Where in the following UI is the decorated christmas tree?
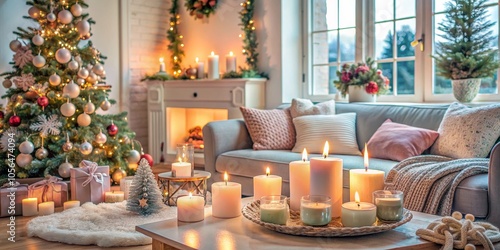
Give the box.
[127,159,164,216]
[0,0,144,183]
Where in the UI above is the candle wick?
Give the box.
[266,173,269,177]
[365,166,368,172]
[357,203,360,208]
[323,155,327,159]
[225,180,227,186]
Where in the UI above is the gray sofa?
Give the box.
[203,103,500,226]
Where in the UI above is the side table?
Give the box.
[157,170,211,206]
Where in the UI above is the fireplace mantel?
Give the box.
[147,78,266,165]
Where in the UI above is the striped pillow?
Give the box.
[292,113,361,155]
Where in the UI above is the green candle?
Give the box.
[301,202,331,226]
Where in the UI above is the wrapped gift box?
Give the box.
[71,161,110,204]
[28,176,68,207]
[0,182,28,217]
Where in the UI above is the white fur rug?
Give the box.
[27,201,177,247]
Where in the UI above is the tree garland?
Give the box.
[238,0,266,78]
[185,0,218,20]
[167,0,184,77]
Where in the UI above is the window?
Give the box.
[304,0,500,102]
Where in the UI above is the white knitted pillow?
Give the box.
[430,102,500,158]
[292,113,361,155]
[290,98,335,118]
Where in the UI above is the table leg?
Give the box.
[152,239,180,250]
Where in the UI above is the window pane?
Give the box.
[434,68,452,94]
[375,22,394,59]
[487,6,499,49]
[312,65,334,95]
[339,0,356,28]
[313,0,337,31]
[313,32,336,64]
[434,14,447,44]
[329,66,339,94]
[397,61,415,94]
[395,0,415,19]
[479,74,498,94]
[378,62,394,95]
[396,19,416,58]
[339,28,356,62]
[375,0,394,22]
[434,0,448,13]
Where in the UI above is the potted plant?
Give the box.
[433,0,499,102]
[334,58,390,102]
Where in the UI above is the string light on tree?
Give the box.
[167,0,184,77]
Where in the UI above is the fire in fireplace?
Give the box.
[185,126,204,150]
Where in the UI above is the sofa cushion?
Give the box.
[240,107,296,150]
[292,113,361,155]
[453,174,488,218]
[367,119,439,161]
[431,102,500,158]
[290,98,335,118]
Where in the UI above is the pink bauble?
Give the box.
[37,96,49,108]
[9,115,21,127]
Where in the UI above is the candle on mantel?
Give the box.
[341,191,377,227]
[253,167,282,201]
[310,141,343,218]
[172,156,191,177]
[63,200,80,210]
[22,198,38,216]
[104,190,125,203]
[177,192,205,222]
[225,51,236,73]
[159,57,166,72]
[349,144,385,202]
[38,201,55,216]
[207,51,220,79]
[195,57,205,79]
[212,172,242,218]
[289,148,310,211]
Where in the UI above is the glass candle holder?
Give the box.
[260,195,289,225]
[173,144,194,177]
[300,195,332,226]
[373,190,404,221]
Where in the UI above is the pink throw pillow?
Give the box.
[367,119,439,161]
[240,107,296,150]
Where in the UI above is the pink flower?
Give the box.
[365,81,379,94]
[376,69,382,75]
[341,72,352,83]
[384,77,390,86]
[209,0,216,7]
[201,0,209,4]
[355,65,370,74]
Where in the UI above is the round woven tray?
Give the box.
[242,200,413,237]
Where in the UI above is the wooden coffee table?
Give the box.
[136,197,446,250]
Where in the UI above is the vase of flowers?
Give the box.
[334,58,390,103]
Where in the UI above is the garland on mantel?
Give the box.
[167,0,184,77]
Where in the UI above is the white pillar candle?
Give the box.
[120,176,135,200]
[253,167,282,201]
[177,193,205,222]
[289,148,310,211]
[63,200,80,210]
[195,57,204,79]
[38,201,55,216]
[350,144,385,202]
[207,51,219,79]
[172,162,191,176]
[159,57,165,72]
[225,51,236,73]
[104,191,125,203]
[310,142,343,218]
[212,172,242,218]
[22,198,38,216]
[341,192,377,227]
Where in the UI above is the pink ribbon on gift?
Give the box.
[80,160,108,188]
[1,181,21,188]
[28,176,63,202]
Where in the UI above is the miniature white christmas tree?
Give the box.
[126,159,164,215]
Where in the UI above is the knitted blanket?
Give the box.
[385,155,489,216]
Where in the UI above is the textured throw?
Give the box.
[385,155,489,216]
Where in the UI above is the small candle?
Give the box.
[253,167,282,201]
[260,196,288,225]
[38,201,55,216]
[289,148,310,211]
[104,191,125,203]
[63,200,80,210]
[120,176,135,200]
[349,144,385,202]
[373,190,404,221]
[225,51,236,73]
[212,172,242,218]
[159,57,165,72]
[300,195,331,226]
[195,57,204,79]
[172,161,191,177]
[207,51,219,79]
[341,192,377,227]
[177,193,205,222]
[22,198,38,216]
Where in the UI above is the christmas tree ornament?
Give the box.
[2,79,12,88]
[14,47,34,68]
[112,168,127,184]
[55,48,71,64]
[79,140,93,155]
[32,54,46,68]
[74,55,82,64]
[24,90,39,100]
[93,63,104,75]
[49,73,61,86]
[57,9,73,24]
[100,98,111,111]
[58,158,73,178]
[140,153,154,167]
[87,72,97,83]
[70,3,83,17]
[32,34,44,46]
[28,6,40,19]
[84,98,95,114]
[16,153,32,168]
[9,115,21,127]
[68,59,79,70]
[30,114,62,137]
[63,80,80,98]
[47,12,56,22]
[76,78,85,85]
[86,64,94,70]
[9,39,22,52]
[127,149,141,164]
[13,73,35,91]
[62,133,73,152]
[37,96,49,110]
[126,159,164,215]
[19,139,35,154]
[60,99,76,117]
[76,20,90,37]
[107,121,118,136]
[77,67,89,79]
[95,129,107,144]
[35,147,48,159]
[77,113,91,127]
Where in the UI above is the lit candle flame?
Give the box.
[189,192,193,198]
[224,171,228,185]
[178,156,183,163]
[266,167,270,176]
[159,57,164,63]
[364,143,369,171]
[322,141,329,158]
[229,51,234,56]
[195,57,199,63]
[302,148,308,162]
[211,51,215,56]
[355,191,360,204]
